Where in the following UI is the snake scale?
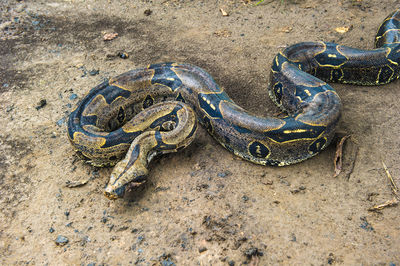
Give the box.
[68,10,400,199]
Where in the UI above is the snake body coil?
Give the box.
[68,10,400,199]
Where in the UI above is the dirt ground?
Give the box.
[1,0,399,265]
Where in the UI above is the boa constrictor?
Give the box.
[68,10,400,199]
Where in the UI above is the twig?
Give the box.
[368,162,400,212]
[382,161,399,198]
[368,198,398,212]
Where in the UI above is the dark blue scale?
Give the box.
[149,63,183,91]
[100,84,132,104]
[314,44,348,67]
[198,92,224,119]
[265,117,326,143]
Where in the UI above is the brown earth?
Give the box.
[1,0,399,265]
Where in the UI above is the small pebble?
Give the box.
[89,69,99,76]
[137,235,144,243]
[6,105,14,112]
[217,172,227,178]
[360,217,374,231]
[55,235,69,246]
[56,118,65,126]
[144,9,152,16]
[35,99,47,110]
[49,227,55,233]
[217,171,231,178]
[117,52,129,59]
[198,246,207,253]
[244,247,263,258]
[69,93,78,100]
[161,258,175,266]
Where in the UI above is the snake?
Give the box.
[67,10,400,199]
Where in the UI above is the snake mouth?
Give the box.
[104,185,126,200]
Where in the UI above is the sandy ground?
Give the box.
[1,0,400,265]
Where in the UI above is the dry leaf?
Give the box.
[279,26,293,33]
[335,25,352,34]
[334,135,350,177]
[368,198,399,211]
[214,29,232,37]
[103,32,118,41]
[220,8,229,16]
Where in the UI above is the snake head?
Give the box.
[104,145,149,199]
[104,168,148,200]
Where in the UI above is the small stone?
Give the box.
[89,69,99,76]
[217,171,231,178]
[117,52,129,59]
[49,227,55,233]
[55,235,69,246]
[160,258,175,266]
[116,226,129,232]
[6,105,14,112]
[144,9,152,16]
[360,217,374,231]
[69,93,78,100]
[198,246,207,253]
[244,247,263,258]
[35,99,47,110]
[137,235,144,243]
[56,118,65,126]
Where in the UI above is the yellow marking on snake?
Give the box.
[283,129,309,134]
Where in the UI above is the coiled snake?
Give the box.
[68,10,400,199]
